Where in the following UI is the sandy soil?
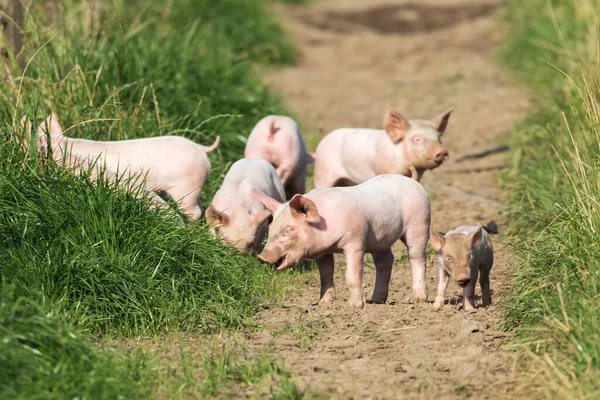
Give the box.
[248,0,530,398]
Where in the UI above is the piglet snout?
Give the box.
[434,148,449,163]
[457,274,471,287]
[256,253,269,264]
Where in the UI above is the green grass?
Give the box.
[0,0,313,397]
[501,0,600,397]
[0,283,310,399]
[180,341,295,398]
[0,0,299,339]
[0,285,156,399]
[129,336,311,399]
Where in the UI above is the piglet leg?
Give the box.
[480,264,492,307]
[463,269,478,310]
[433,266,450,311]
[371,248,394,304]
[402,231,429,303]
[345,249,366,309]
[317,254,336,305]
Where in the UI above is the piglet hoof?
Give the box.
[318,291,335,306]
[348,294,365,310]
[412,294,428,304]
[369,292,388,304]
[432,298,444,311]
[412,287,428,304]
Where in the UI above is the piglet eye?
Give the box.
[445,256,452,263]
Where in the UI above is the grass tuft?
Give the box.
[501,0,600,396]
[0,284,156,399]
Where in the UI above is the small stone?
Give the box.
[395,364,407,373]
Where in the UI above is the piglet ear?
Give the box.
[468,225,483,247]
[37,131,49,153]
[432,107,453,135]
[384,107,410,143]
[250,209,272,226]
[289,194,320,224]
[38,112,63,136]
[252,189,282,214]
[205,204,230,226]
[36,113,62,153]
[269,119,280,135]
[429,228,445,252]
[305,152,315,165]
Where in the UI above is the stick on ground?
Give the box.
[454,144,509,163]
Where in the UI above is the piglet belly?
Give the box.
[364,223,404,252]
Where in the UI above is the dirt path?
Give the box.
[252,1,529,398]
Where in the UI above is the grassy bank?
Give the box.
[501,0,600,397]
[0,0,296,338]
[0,0,306,397]
[0,285,156,399]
